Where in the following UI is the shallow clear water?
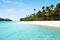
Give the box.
[0,22,60,40]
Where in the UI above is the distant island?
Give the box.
[20,3,60,21]
[0,18,12,21]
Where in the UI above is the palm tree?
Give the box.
[42,6,45,10]
[33,9,36,20]
[46,6,51,20]
[56,3,60,8]
[37,10,42,17]
[54,3,60,19]
[42,6,45,12]
[46,6,51,13]
[54,3,60,14]
[34,9,36,13]
[46,6,49,12]
[50,4,54,10]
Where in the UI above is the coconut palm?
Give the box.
[56,3,60,8]
[33,9,36,20]
[33,9,36,13]
[50,4,54,10]
[42,6,45,12]
[46,6,49,12]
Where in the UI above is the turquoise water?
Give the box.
[0,22,60,40]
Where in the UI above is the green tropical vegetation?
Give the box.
[0,18,12,21]
[20,3,60,21]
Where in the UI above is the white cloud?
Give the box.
[19,9,26,12]
[19,9,31,15]
[2,0,24,5]
[12,1,24,5]
[7,8,14,12]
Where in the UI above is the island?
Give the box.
[0,18,12,21]
[20,3,60,21]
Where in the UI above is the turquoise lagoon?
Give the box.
[0,22,60,40]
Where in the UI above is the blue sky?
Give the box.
[0,0,60,21]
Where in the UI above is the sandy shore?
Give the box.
[18,21,60,27]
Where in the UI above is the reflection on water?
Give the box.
[0,22,60,40]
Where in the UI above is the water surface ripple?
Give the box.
[0,22,60,40]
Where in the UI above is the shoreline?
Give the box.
[18,21,60,27]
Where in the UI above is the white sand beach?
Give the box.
[18,21,60,27]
